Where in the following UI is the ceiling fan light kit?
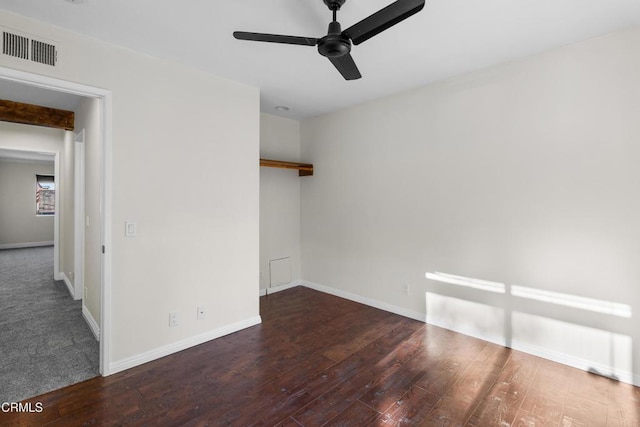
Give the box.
[233,0,425,80]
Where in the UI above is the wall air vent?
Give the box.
[1,29,58,67]
[2,31,29,60]
[31,39,57,66]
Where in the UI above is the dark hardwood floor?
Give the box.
[2,287,638,426]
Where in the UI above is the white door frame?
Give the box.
[73,129,85,301]
[53,150,61,282]
[0,65,113,375]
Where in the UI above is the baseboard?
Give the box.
[61,272,76,299]
[301,280,425,323]
[82,305,100,341]
[426,315,509,349]
[0,241,54,250]
[108,315,263,375]
[259,280,302,296]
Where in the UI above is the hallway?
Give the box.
[0,246,98,402]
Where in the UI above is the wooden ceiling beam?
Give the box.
[0,99,74,131]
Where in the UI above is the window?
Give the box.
[36,174,55,215]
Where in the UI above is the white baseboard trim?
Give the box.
[259,280,302,296]
[82,305,100,341]
[0,241,54,250]
[108,315,262,375]
[301,280,425,323]
[61,272,76,299]
[426,316,508,348]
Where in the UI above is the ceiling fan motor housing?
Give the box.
[318,21,351,58]
[323,0,346,10]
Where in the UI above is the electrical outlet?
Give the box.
[169,312,179,327]
[401,283,410,295]
[197,306,206,320]
[84,286,88,299]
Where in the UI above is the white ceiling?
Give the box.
[0,148,55,163]
[1,0,640,119]
[0,78,83,111]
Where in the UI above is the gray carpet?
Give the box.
[0,246,99,402]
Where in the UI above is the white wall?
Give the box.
[260,113,302,292]
[301,27,640,385]
[0,159,55,245]
[0,9,260,370]
[60,131,75,291]
[0,122,66,249]
[74,97,101,322]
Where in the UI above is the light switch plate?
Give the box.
[125,221,137,237]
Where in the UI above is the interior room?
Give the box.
[1,0,639,424]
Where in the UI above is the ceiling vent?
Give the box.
[1,28,57,67]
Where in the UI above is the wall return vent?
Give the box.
[2,31,29,60]
[2,29,57,67]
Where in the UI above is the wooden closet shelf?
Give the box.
[260,159,313,176]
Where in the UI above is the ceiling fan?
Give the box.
[233,0,425,80]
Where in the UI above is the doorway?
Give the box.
[0,65,112,378]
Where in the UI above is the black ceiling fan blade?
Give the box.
[343,0,425,46]
[233,31,318,46]
[328,54,362,80]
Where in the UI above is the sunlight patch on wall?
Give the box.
[512,312,633,379]
[511,285,632,318]
[425,270,635,384]
[426,271,632,318]
[425,272,505,294]
[426,292,506,346]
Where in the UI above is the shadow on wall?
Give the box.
[424,271,635,385]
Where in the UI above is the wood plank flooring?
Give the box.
[2,287,638,426]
